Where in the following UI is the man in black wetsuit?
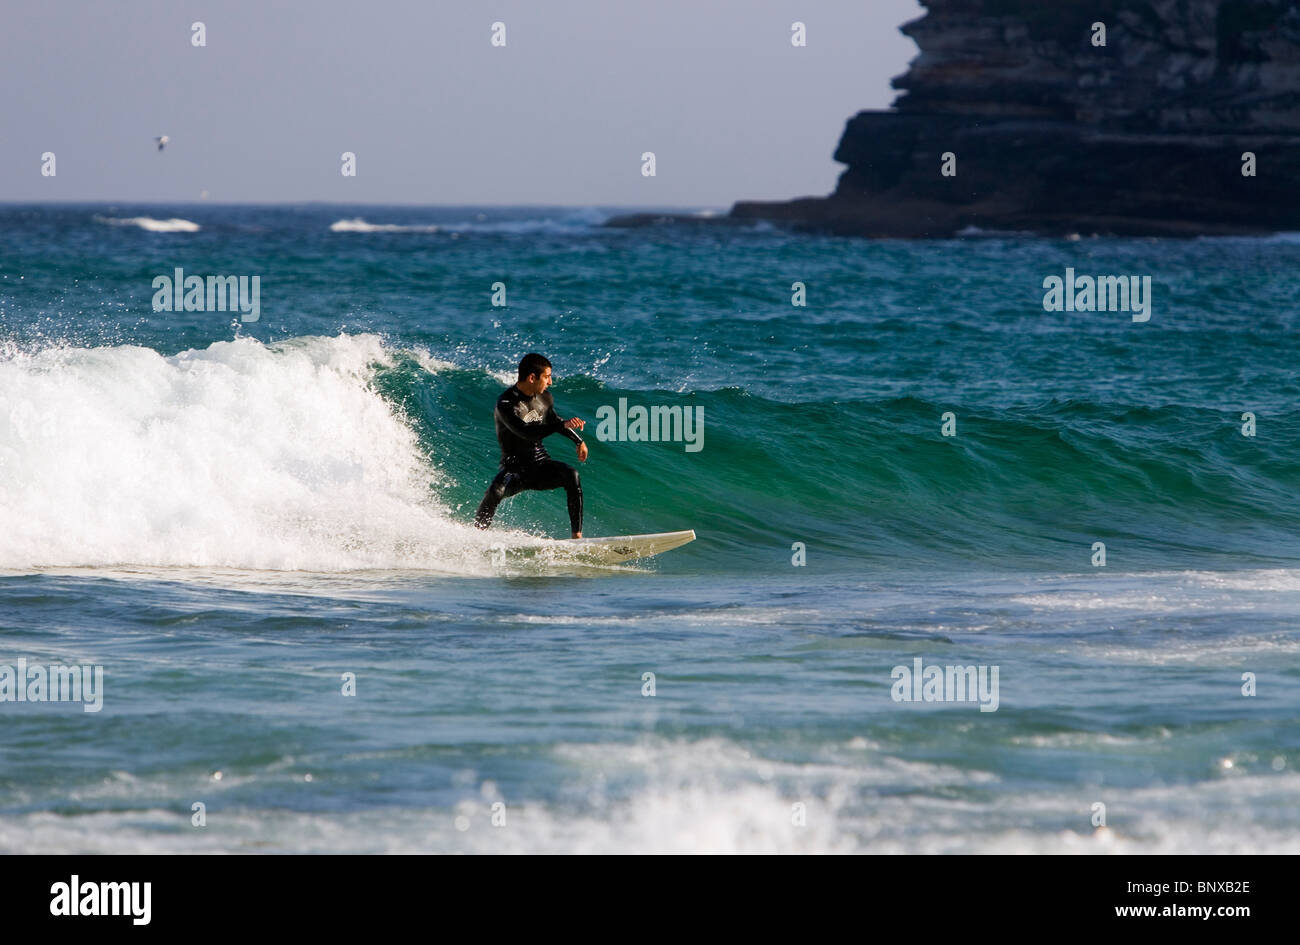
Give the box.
[474,353,588,538]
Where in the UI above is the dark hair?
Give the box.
[517,353,552,381]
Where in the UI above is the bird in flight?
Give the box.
[155,135,169,152]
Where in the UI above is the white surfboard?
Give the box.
[499,529,696,565]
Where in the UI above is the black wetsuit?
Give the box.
[474,385,584,534]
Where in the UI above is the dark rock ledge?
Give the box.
[608,0,1300,237]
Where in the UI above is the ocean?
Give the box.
[0,203,1297,853]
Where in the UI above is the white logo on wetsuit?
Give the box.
[516,403,544,424]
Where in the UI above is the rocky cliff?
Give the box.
[646,1,1300,237]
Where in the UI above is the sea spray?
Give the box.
[0,335,493,571]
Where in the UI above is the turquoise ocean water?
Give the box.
[0,204,1297,852]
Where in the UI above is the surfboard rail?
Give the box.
[566,529,696,561]
[492,529,696,565]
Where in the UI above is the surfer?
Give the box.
[474,353,588,538]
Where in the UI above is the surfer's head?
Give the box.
[517,353,553,395]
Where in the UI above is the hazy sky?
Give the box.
[1,0,923,206]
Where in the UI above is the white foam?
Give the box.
[408,349,460,374]
[501,606,819,627]
[93,215,200,233]
[0,334,521,572]
[329,208,608,236]
[2,738,1295,853]
[1187,568,1300,592]
[1010,590,1186,611]
[1010,567,1300,613]
[329,218,439,233]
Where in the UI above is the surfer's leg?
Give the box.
[524,461,582,537]
[474,469,524,529]
[561,464,583,537]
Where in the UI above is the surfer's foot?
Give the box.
[571,531,582,539]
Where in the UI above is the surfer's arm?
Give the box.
[547,405,584,445]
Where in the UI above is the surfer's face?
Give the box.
[525,366,551,392]
[522,367,551,395]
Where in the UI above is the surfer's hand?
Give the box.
[577,442,588,462]
[564,417,585,431]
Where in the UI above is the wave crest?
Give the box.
[0,334,498,570]
[92,215,200,233]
